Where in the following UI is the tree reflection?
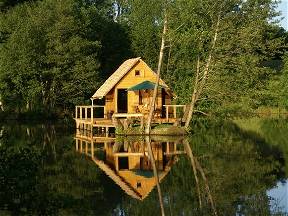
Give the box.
[0,119,287,215]
[121,120,286,216]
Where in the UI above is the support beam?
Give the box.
[166,106,169,121]
[91,107,93,124]
[173,106,177,118]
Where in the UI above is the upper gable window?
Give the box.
[135,70,141,76]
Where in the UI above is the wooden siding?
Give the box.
[113,59,169,113]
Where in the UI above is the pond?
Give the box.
[0,118,287,216]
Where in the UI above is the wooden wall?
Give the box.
[107,59,171,113]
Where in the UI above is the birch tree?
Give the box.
[145,8,168,134]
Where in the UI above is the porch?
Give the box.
[74,104,187,129]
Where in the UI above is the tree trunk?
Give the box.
[184,14,220,129]
[145,10,168,134]
[184,57,200,128]
[145,136,165,216]
[183,139,202,208]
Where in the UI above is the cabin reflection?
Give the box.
[75,132,185,200]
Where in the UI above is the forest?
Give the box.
[0,0,288,120]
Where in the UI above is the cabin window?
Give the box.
[135,70,141,76]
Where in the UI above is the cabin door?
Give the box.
[117,89,128,113]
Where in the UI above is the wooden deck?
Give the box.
[74,104,187,130]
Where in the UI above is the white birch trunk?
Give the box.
[145,11,168,134]
[184,14,220,129]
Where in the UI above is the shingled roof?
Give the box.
[92,57,141,99]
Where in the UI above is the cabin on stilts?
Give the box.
[75,57,187,134]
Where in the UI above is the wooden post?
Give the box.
[91,106,93,124]
[80,107,82,120]
[80,140,83,152]
[173,106,177,119]
[75,106,78,119]
[166,106,169,121]
[104,106,106,119]
[106,127,109,137]
[167,142,170,153]
[76,139,78,151]
[85,141,88,154]
[91,141,94,158]
[85,107,87,120]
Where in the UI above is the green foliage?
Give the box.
[279,53,288,108]
[0,0,132,118]
[118,0,286,115]
[0,0,287,119]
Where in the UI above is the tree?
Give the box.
[159,0,285,128]
[0,0,132,116]
[279,53,288,108]
[0,0,38,11]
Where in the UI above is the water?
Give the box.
[0,119,287,216]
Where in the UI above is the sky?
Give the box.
[278,0,288,29]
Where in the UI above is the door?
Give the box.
[117,89,128,113]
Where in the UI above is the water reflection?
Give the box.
[74,129,221,215]
[0,119,287,215]
[75,130,184,201]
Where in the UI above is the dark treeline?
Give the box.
[0,0,287,119]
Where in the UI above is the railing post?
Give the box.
[174,106,177,119]
[91,106,93,124]
[80,139,83,152]
[80,107,82,120]
[166,106,169,121]
[75,106,78,119]
[104,106,106,119]
[91,140,94,158]
[85,107,88,120]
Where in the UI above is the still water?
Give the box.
[0,119,287,216]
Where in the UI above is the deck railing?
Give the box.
[75,105,106,123]
[75,104,187,125]
[163,105,186,121]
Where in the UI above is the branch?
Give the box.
[194,110,210,116]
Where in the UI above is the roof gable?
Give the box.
[92,57,141,99]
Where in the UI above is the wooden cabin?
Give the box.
[75,57,186,130]
[92,57,173,115]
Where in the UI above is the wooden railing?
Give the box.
[112,113,144,129]
[163,105,186,121]
[75,104,187,124]
[75,105,106,123]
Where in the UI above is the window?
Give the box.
[135,70,140,76]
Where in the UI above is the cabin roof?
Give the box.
[91,57,170,99]
[92,57,141,99]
